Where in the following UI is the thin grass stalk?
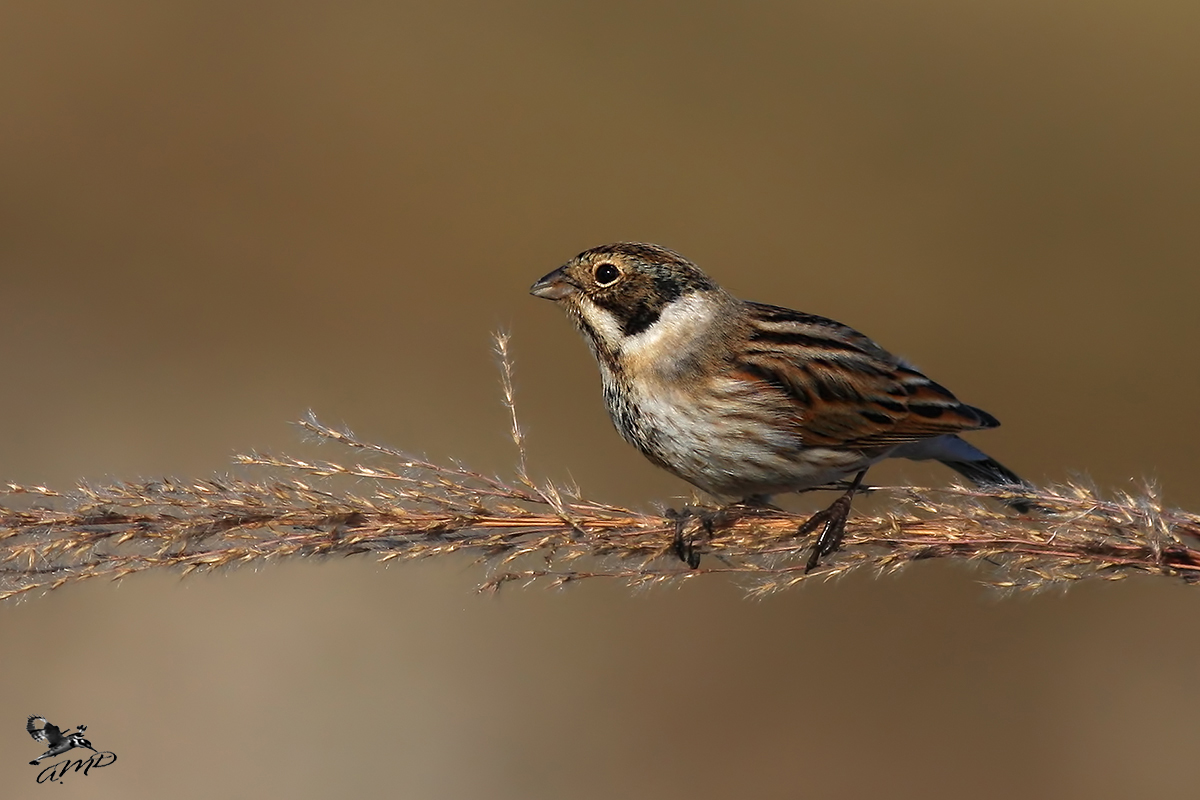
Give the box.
[3,338,1198,601]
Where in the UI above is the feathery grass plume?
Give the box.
[2,336,1199,601]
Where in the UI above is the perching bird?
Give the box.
[27,716,96,765]
[531,242,1031,569]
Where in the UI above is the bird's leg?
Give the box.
[667,497,785,569]
[802,469,868,573]
[665,506,708,569]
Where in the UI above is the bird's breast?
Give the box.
[601,370,869,496]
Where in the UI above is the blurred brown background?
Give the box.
[2,2,1199,797]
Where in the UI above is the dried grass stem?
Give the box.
[3,338,1197,600]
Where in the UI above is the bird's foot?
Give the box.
[666,501,790,568]
[665,506,711,569]
[802,470,867,573]
[800,497,853,573]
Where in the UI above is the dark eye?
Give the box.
[594,262,621,286]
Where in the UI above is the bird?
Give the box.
[530,242,1032,570]
[27,716,96,765]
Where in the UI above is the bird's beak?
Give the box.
[530,268,577,300]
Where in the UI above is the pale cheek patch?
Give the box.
[620,293,717,370]
[576,296,625,349]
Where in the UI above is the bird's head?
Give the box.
[531,243,724,364]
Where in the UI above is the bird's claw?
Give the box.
[802,469,867,572]
[801,497,853,572]
[665,505,717,569]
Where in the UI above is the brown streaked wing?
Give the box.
[735,303,996,448]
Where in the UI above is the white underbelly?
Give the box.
[609,380,878,498]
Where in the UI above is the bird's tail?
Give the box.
[894,434,1035,512]
[939,456,1034,513]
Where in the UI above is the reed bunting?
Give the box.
[531,243,1031,570]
